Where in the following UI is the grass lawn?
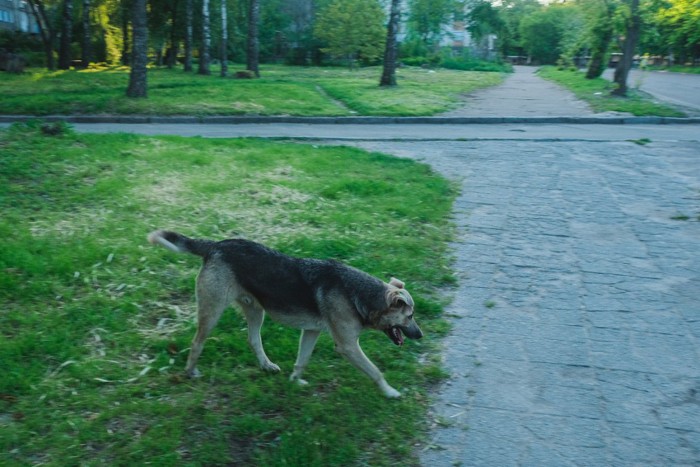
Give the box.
[0,64,504,117]
[538,66,686,117]
[0,121,456,465]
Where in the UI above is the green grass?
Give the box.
[0,121,456,465]
[0,64,504,117]
[537,66,686,117]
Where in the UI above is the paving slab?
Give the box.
[442,66,621,117]
[322,138,700,466]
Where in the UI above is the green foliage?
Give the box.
[653,0,700,60]
[406,0,463,47]
[466,0,504,43]
[519,4,585,65]
[0,123,456,465]
[313,0,386,68]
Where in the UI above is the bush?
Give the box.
[401,47,512,73]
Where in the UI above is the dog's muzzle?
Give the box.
[385,321,423,346]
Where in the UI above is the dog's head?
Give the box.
[377,278,423,346]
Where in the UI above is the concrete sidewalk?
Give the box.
[327,137,700,467]
[442,66,624,117]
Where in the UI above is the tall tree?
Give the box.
[314,0,386,68]
[221,0,229,77]
[247,0,260,77]
[380,0,401,86]
[26,0,56,70]
[406,0,455,51]
[126,0,148,98]
[584,0,615,79]
[184,0,193,71]
[612,0,641,96]
[81,0,92,68]
[199,0,212,75]
[58,0,73,69]
[121,0,131,65]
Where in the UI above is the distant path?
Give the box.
[442,66,613,117]
[603,68,700,115]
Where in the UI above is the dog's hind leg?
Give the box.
[289,329,321,385]
[185,269,231,377]
[239,297,280,372]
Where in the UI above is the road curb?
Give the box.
[1,115,700,125]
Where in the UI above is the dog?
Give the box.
[148,230,423,398]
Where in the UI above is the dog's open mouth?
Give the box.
[385,326,404,346]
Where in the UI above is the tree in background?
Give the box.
[380,0,401,86]
[126,0,148,97]
[58,0,73,69]
[518,3,584,64]
[652,0,700,64]
[221,0,229,77]
[81,0,91,68]
[184,0,193,71]
[26,0,56,70]
[581,0,617,78]
[406,0,457,53]
[495,0,540,58]
[466,0,504,53]
[314,0,385,68]
[612,0,641,95]
[199,0,212,75]
[247,0,260,76]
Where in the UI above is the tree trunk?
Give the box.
[220,0,228,77]
[184,0,193,71]
[126,0,148,98]
[81,0,91,68]
[199,0,211,75]
[380,0,401,87]
[27,0,55,70]
[611,0,641,96]
[121,1,130,65]
[167,0,179,69]
[246,0,260,77]
[585,0,614,79]
[58,0,73,69]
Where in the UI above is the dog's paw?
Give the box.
[186,368,202,378]
[261,361,281,373]
[381,383,402,398]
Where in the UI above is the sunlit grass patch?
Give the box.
[0,64,504,117]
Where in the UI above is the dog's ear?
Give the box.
[389,277,405,289]
[390,288,414,308]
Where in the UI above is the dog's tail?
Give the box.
[148,230,215,257]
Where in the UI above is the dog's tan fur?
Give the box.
[148,230,423,398]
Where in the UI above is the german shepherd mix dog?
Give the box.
[148,230,423,398]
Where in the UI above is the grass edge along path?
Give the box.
[0,64,504,117]
[0,122,457,466]
[537,66,686,117]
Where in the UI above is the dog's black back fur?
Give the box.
[158,231,388,321]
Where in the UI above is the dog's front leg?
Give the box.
[334,337,401,398]
[240,299,280,372]
[290,329,321,385]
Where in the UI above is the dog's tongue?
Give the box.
[386,326,404,346]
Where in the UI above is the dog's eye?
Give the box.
[407,313,414,320]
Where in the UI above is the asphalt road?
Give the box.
[603,68,700,114]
